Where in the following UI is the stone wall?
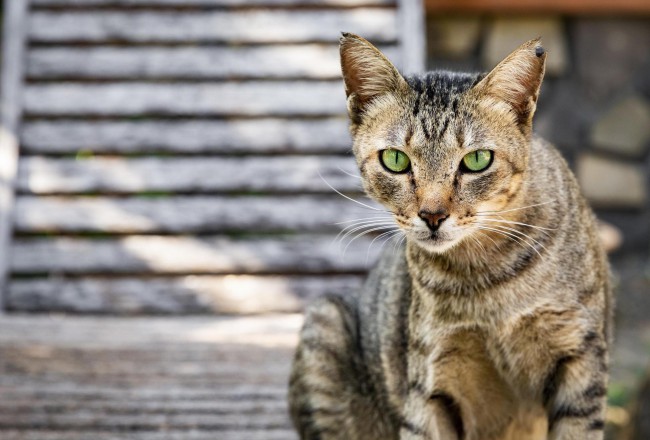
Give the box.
[426,16,650,253]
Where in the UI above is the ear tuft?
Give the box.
[340,32,406,123]
[474,38,546,129]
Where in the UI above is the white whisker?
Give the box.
[367,228,400,250]
[476,225,544,260]
[479,217,557,233]
[319,171,387,213]
[379,230,404,255]
[476,200,555,215]
[473,229,501,250]
[480,223,548,252]
[366,228,401,263]
[468,234,487,254]
[393,233,408,253]
[336,221,395,245]
[336,216,394,225]
[337,219,395,231]
[336,166,362,179]
[342,225,395,257]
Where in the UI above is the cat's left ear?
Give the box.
[340,32,408,124]
[473,38,546,131]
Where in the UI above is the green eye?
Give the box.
[380,149,410,173]
[461,149,492,172]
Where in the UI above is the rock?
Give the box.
[427,16,481,59]
[483,17,567,75]
[638,57,650,101]
[591,96,650,158]
[534,79,592,152]
[576,154,646,209]
[574,19,650,104]
[597,211,650,254]
[596,220,623,253]
[626,371,650,440]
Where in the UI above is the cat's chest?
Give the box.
[405,323,549,439]
[409,305,585,388]
[400,303,588,439]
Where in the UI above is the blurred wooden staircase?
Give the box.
[0,0,424,438]
[1,0,424,315]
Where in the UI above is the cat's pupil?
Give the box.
[393,151,398,165]
[475,151,479,162]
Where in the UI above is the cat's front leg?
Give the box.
[545,344,608,439]
[399,391,461,440]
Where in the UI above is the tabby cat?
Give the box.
[288,34,612,440]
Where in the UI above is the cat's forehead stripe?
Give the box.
[406,71,484,108]
[406,71,485,144]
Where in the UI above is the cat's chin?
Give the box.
[411,234,460,254]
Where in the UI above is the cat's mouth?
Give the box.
[408,217,464,253]
[412,230,457,253]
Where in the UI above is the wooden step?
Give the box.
[27,45,400,80]
[0,383,290,399]
[14,195,388,233]
[29,9,397,44]
[11,234,393,274]
[20,118,352,154]
[33,0,393,7]
[0,429,298,440]
[1,399,289,414]
[7,274,364,313]
[0,315,302,437]
[0,412,291,429]
[24,81,347,116]
[17,156,361,194]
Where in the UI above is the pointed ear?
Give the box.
[474,39,546,130]
[340,32,407,123]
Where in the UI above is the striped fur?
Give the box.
[288,34,612,440]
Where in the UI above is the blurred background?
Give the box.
[0,0,648,439]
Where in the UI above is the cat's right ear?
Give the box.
[340,32,407,124]
[472,38,546,132]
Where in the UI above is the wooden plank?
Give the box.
[20,119,352,154]
[0,413,291,429]
[0,312,302,353]
[0,314,301,438]
[24,81,347,116]
[1,398,289,413]
[0,0,29,313]
[29,10,397,44]
[27,45,400,80]
[0,317,299,382]
[0,383,289,399]
[10,234,388,274]
[425,0,650,14]
[0,430,298,440]
[26,45,345,80]
[13,195,385,233]
[33,0,392,6]
[2,352,292,383]
[3,344,295,365]
[8,274,364,314]
[16,156,362,194]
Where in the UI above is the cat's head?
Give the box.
[340,33,546,254]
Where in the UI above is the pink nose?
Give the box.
[418,210,449,232]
